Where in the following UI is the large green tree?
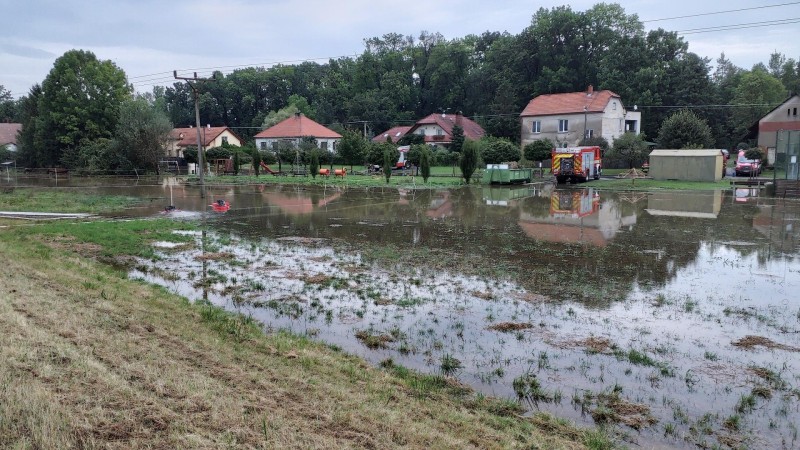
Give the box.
[338,130,367,170]
[657,110,714,149]
[33,50,131,167]
[730,69,787,138]
[114,96,173,173]
[0,85,19,122]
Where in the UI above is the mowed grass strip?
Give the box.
[0,222,613,449]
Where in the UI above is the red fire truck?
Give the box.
[551,146,602,184]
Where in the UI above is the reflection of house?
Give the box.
[645,191,722,219]
[752,204,800,255]
[0,123,21,152]
[520,85,641,148]
[168,125,242,157]
[518,189,636,246]
[426,191,453,219]
[372,126,412,144]
[406,113,485,149]
[254,113,342,152]
[262,190,342,215]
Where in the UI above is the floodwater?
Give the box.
[7,175,800,449]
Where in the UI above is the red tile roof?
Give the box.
[521,89,620,117]
[254,114,342,139]
[170,126,240,147]
[409,113,485,143]
[372,126,412,143]
[0,123,22,145]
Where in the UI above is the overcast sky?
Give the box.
[2,0,799,99]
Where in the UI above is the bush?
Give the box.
[481,138,520,164]
[523,139,554,163]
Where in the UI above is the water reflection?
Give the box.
[126,182,800,449]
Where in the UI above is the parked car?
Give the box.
[735,150,761,177]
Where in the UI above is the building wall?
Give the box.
[758,96,800,149]
[255,137,340,152]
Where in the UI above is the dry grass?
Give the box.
[487,322,534,332]
[0,233,605,449]
[732,335,799,352]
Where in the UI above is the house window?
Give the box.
[319,141,328,150]
[619,119,623,132]
[612,102,617,110]
[586,129,594,139]
[558,119,569,133]
[532,120,541,133]
[221,136,228,145]
[436,128,443,136]
[794,107,798,116]
[260,142,266,150]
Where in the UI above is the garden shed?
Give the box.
[648,149,724,182]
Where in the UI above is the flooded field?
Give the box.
[7,176,800,448]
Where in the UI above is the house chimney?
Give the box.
[587,85,594,96]
[206,123,210,129]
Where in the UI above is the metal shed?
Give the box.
[648,149,724,182]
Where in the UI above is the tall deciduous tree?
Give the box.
[730,69,787,138]
[0,85,19,122]
[114,96,173,173]
[337,130,367,170]
[657,110,714,149]
[34,50,130,167]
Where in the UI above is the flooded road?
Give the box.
[7,176,800,448]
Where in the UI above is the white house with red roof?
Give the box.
[520,86,641,148]
[168,125,242,157]
[401,112,485,149]
[254,113,342,152]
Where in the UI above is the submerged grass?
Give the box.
[0,217,612,449]
[0,187,141,213]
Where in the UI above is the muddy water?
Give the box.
[10,176,799,448]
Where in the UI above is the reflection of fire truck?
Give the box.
[550,189,600,218]
[551,146,602,184]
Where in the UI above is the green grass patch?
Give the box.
[9,218,195,259]
[587,178,731,191]
[0,188,141,213]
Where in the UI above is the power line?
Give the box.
[678,18,800,35]
[643,1,800,23]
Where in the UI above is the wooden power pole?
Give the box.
[173,71,216,198]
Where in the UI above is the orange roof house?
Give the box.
[520,85,641,148]
[254,113,342,152]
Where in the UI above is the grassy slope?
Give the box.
[0,220,610,449]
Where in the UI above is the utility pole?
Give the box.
[173,71,216,198]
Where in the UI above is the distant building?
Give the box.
[371,126,412,144]
[0,123,22,152]
[168,125,242,157]
[520,86,641,148]
[750,94,800,150]
[374,113,485,149]
[254,113,342,152]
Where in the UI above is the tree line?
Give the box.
[2,3,798,170]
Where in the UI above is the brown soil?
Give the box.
[732,335,799,352]
[195,251,235,261]
[563,336,613,354]
[487,322,534,332]
[304,274,332,284]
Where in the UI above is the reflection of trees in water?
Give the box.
[222,186,779,308]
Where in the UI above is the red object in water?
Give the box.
[211,200,230,212]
